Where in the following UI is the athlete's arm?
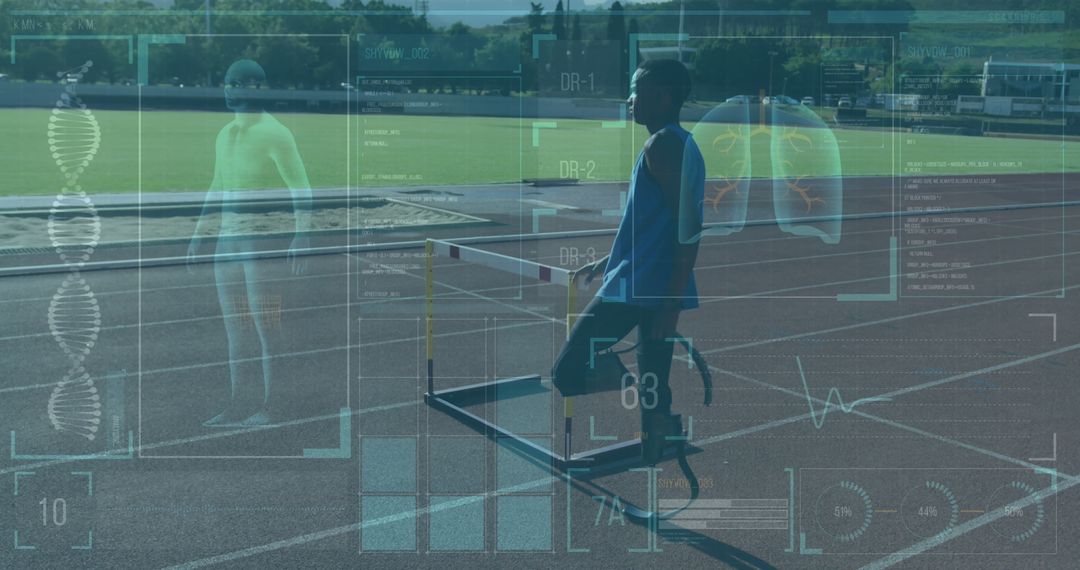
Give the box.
[269,125,313,274]
[187,129,226,271]
[644,130,699,337]
[269,127,313,234]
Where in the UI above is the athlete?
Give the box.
[552,59,705,463]
[187,59,313,427]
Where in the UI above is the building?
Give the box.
[981,59,1080,103]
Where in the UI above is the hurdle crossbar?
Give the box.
[423,238,686,471]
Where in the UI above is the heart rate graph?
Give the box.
[796,357,891,429]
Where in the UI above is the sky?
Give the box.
[418,0,666,27]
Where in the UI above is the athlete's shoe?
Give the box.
[640,413,683,464]
[236,407,278,427]
[202,406,247,428]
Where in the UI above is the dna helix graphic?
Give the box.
[45,60,103,440]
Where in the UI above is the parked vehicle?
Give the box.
[725,95,759,104]
[837,96,852,109]
[801,96,815,106]
[765,95,799,106]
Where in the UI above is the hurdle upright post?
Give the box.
[425,239,435,396]
[563,268,578,463]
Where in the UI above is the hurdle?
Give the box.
[422,237,686,471]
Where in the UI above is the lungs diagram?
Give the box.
[683,99,843,245]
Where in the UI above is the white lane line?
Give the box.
[522,198,583,210]
[0,221,1068,345]
[2,295,1070,565]
[0,400,417,477]
[2,204,1074,309]
[861,477,1076,569]
[3,236,1077,398]
[153,268,1080,565]
[162,335,1080,569]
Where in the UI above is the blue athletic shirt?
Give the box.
[597,122,705,310]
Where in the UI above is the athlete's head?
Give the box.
[224,59,266,112]
[628,59,691,126]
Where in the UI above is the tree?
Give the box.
[526,2,545,34]
[442,22,486,77]
[781,50,823,100]
[553,1,566,40]
[62,38,114,84]
[519,2,545,93]
[476,33,519,73]
[627,18,641,69]
[607,1,625,44]
[568,13,583,74]
[254,36,319,89]
[608,2,627,96]
[17,46,61,82]
[940,62,981,98]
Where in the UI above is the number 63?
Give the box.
[621,372,659,410]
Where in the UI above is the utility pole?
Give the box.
[768,50,778,97]
[717,0,723,36]
[678,0,685,62]
[205,0,212,87]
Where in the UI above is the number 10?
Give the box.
[39,497,68,527]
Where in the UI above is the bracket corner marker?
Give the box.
[565,468,592,553]
[836,236,898,302]
[532,33,557,59]
[784,468,796,553]
[14,530,36,551]
[666,416,693,442]
[1028,432,1057,463]
[606,278,628,303]
[10,34,134,65]
[10,430,135,461]
[12,471,35,496]
[71,530,93,551]
[600,103,628,129]
[71,471,93,496]
[1032,466,1060,492]
[626,466,662,553]
[601,190,627,216]
[136,34,187,86]
[799,532,823,555]
[531,208,557,233]
[531,121,557,147]
[588,337,619,369]
[303,407,352,459]
[588,416,617,442]
[665,336,693,369]
[1027,313,1057,342]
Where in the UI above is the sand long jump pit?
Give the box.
[0,196,492,252]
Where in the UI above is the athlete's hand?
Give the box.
[287,235,310,276]
[572,257,607,289]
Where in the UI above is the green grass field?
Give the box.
[4,108,1077,198]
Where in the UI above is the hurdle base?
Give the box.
[424,374,693,472]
